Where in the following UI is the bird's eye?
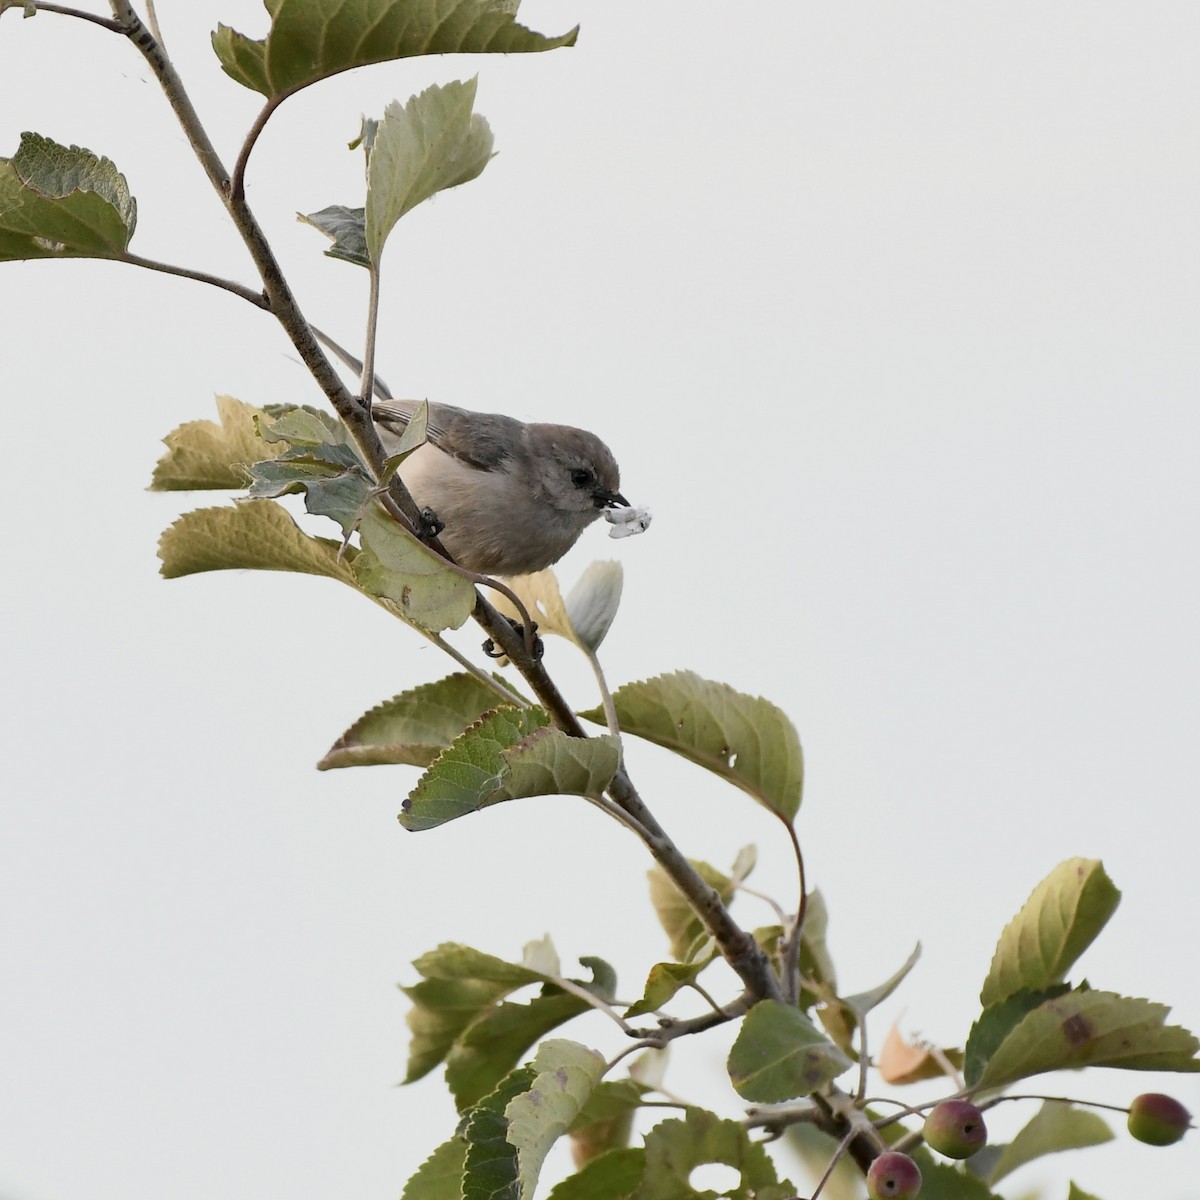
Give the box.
[570,467,594,489]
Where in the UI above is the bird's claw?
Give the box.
[417,507,445,542]
[482,618,543,661]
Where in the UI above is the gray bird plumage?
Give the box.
[373,400,627,576]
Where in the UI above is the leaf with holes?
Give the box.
[583,671,803,821]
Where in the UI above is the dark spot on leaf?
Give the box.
[402,584,412,607]
[401,799,411,811]
[1061,1012,1094,1046]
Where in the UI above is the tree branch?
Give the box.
[10,2,121,31]
[118,252,268,307]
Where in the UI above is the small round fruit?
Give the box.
[1127,1093,1192,1146]
[923,1099,988,1159]
[866,1151,922,1199]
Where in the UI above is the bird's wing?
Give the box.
[372,401,519,472]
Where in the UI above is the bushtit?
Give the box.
[373,399,635,576]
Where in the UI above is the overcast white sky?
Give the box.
[2,2,1198,1198]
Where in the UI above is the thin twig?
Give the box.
[420,631,527,708]
[13,2,121,30]
[583,644,620,737]
[230,96,284,204]
[549,975,634,1035]
[359,265,382,405]
[143,0,162,45]
[118,252,268,307]
[626,991,753,1045]
[809,1128,858,1200]
[733,880,788,925]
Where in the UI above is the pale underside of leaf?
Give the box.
[150,395,268,490]
[157,500,358,585]
[319,672,508,770]
[981,858,1121,1007]
[504,1039,605,1199]
[985,1101,1113,1187]
[365,78,494,263]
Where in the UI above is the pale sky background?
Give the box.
[2,2,1198,1198]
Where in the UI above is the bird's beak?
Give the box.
[594,489,630,510]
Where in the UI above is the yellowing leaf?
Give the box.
[505,1040,605,1199]
[353,504,477,632]
[981,859,1121,1007]
[157,500,357,584]
[151,396,267,490]
[584,671,803,821]
[975,989,1200,1090]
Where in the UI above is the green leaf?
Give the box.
[965,985,1070,1087]
[625,957,715,1019]
[546,1147,645,1200]
[985,1101,1112,1186]
[584,671,803,821]
[909,1151,1001,1200]
[246,459,371,535]
[401,942,553,1082]
[1067,1185,1105,1200]
[635,1109,790,1200]
[353,503,477,632]
[505,1040,605,1199]
[212,0,578,99]
[150,396,268,490]
[799,888,837,999]
[402,943,610,1109]
[445,992,591,1111]
[646,860,734,962]
[567,1079,648,1165]
[981,859,1121,1007]
[727,1000,853,1101]
[461,1065,536,1200]
[399,707,553,831]
[401,1136,467,1200]
[403,974,518,1083]
[974,989,1200,1091]
[365,78,494,263]
[501,727,621,802]
[0,132,135,260]
[157,500,358,585]
[298,204,368,267]
[841,944,921,1016]
[319,673,510,770]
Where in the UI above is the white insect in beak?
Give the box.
[604,503,653,539]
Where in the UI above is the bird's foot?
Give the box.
[416,507,445,542]
[483,618,543,661]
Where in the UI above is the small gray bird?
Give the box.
[373,400,630,576]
